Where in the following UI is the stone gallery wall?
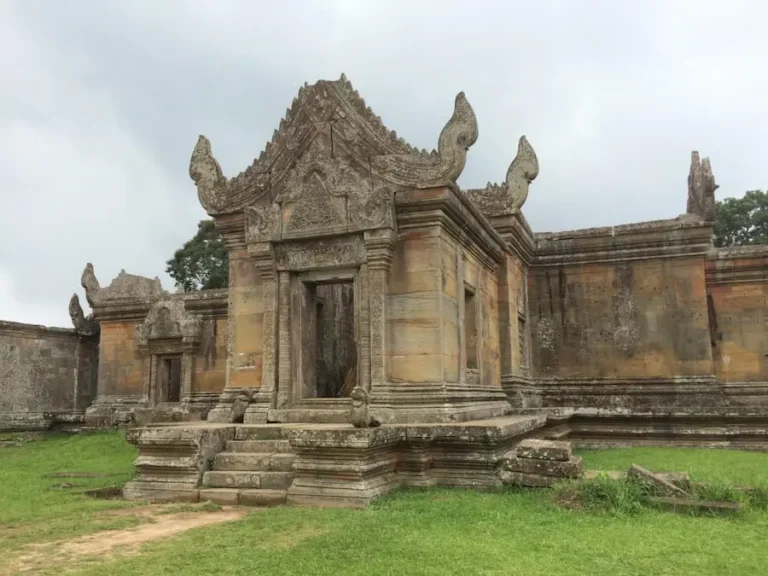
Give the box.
[706,246,768,405]
[527,218,719,409]
[0,320,97,431]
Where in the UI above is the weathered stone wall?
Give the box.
[528,218,717,409]
[97,320,145,397]
[388,229,444,383]
[192,317,229,393]
[228,248,264,389]
[0,321,97,430]
[706,246,768,405]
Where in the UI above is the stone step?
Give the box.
[198,488,287,507]
[202,471,262,489]
[214,452,296,472]
[240,489,287,507]
[226,439,292,453]
[202,470,294,490]
[214,453,271,471]
[235,426,287,441]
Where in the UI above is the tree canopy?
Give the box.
[166,220,229,292]
[714,190,768,248]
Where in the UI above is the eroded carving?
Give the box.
[190,75,479,217]
[68,294,99,336]
[466,136,539,217]
[349,386,380,428]
[687,151,718,222]
[274,236,366,271]
[81,263,166,307]
[135,299,202,351]
[245,202,282,244]
[372,92,478,188]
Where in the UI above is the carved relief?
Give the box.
[466,136,539,217]
[687,151,718,222]
[135,299,202,352]
[275,236,366,271]
[189,75,479,217]
[245,202,282,244]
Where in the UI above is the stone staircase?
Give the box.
[200,427,296,507]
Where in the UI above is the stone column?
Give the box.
[364,230,396,390]
[275,270,292,410]
[244,243,278,423]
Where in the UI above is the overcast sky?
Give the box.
[1,0,767,327]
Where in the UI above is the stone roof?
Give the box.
[189,74,480,216]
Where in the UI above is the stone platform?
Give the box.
[123,414,547,508]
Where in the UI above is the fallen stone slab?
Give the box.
[47,472,110,479]
[516,439,572,462]
[628,464,691,498]
[649,496,741,515]
[500,470,560,487]
[501,455,583,478]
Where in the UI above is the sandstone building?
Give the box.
[2,75,767,506]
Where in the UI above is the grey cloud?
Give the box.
[1,0,766,326]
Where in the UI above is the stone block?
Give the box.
[203,471,261,489]
[200,488,240,505]
[214,452,271,471]
[269,453,296,472]
[239,489,287,507]
[226,439,291,453]
[627,464,691,498]
[516,438,572,461]
[502,455,583,478]
[499,471,559,487]
[259,471,295,490]
[649,496,741,515]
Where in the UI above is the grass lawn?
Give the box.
[3,433,768,575]
[0,430,139,552]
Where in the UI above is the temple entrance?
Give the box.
[159,355,182,403]
[294,274,358,405]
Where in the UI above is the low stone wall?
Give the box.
[0,320,98,431]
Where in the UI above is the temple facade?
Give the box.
[3,75,768,507]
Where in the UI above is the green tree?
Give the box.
[714,190,768,247]
[166,220,229,292]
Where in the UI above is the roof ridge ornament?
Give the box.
[466,135,539,217]
[686,151,718,222]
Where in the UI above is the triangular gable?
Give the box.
[190,74,479,216]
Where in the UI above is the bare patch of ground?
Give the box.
[5,504,249,575]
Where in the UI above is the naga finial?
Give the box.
[465,135,539,217]
[81,263,100,308]
[189,135,229,214]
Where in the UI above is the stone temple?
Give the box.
[3,75,768,507]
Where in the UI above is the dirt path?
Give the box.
[6,505,249,574]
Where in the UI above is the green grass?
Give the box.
[578,446,768,485]
[5,435,768,575]
[0,430,139,550]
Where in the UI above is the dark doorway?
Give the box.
[301,280,356,399]
[160,355,182,402]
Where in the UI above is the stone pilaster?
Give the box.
[244,243,278,423]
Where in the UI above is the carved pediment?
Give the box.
[81,263,167,307]
[466,136,539,218]
[190,74,478,216]
[245,156,394,243]
[135,299,202,352]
